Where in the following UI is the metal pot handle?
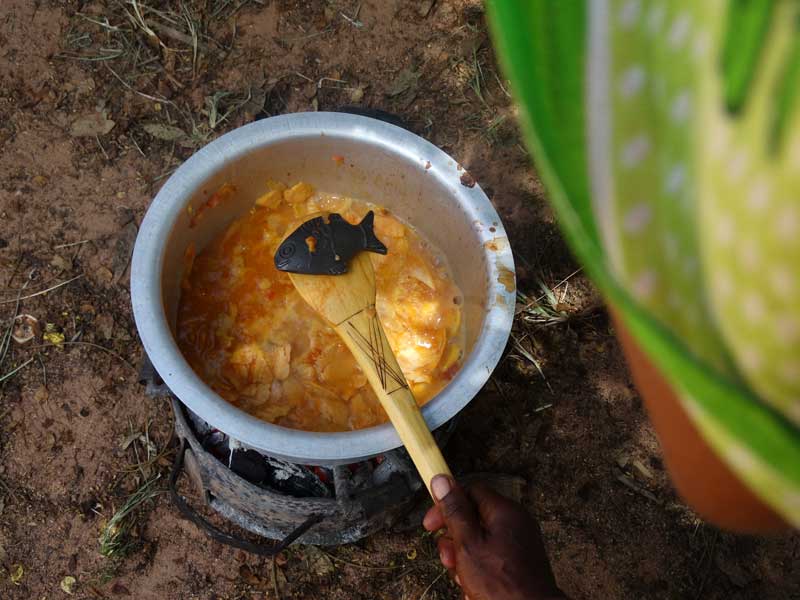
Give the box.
[169,438,323,556]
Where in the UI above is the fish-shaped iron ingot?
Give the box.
[274,211,388,275]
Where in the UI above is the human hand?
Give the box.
[422,475,564,600]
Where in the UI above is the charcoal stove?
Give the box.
[140,358,454,550]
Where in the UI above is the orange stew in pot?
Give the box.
[177,181,465,432]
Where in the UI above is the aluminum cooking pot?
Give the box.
[131,112,515,465]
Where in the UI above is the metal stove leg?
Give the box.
[169,438,323,556]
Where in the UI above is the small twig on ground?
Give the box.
[211,0,262,20]
[615,471,661,504]
[95,134,110,160]
[129,133,146,157]
[509,333,553,393]
[494,71,512,98]
[340,2,363,28]
[151,166,178,184]
[58,48,127,62]
[124,418,167,479]
[516,269,604,329]
[286,24,335,42]
[0,274,83,305]
[121,439,171,476]
[26,341,136,372]
[205,88,253,129]
[62,341,136,372]
[418,568,447,600]
[1,271,72,295]
[1,265,33,293]
[35,352,47,388]
[53,240,90,249]
[0,278,30,367]
[317,77,348,89]
[694,531,719,600]
[516,288,570,326]
[121,0,164,49]
[271,556,282,600]
[490,376,508,402]
[104,63,178,108]
[0,357,35,384]
[150,21,195,48]
[322,550,408,571]
[184,5,199,77]
[78,13,125,32]
[516,268,583,315]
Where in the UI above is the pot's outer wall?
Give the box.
[131,112,515,465]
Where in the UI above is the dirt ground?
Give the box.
[1,1,798,599]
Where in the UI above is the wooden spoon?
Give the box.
[287,251,452,496]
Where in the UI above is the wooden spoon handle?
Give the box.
[335,308,452,496]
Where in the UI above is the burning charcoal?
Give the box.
[263,457,333,498]
[229,449,269,484]
[200,430,229,457]
[347,461,375,491]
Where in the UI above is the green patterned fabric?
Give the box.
[488,0,800,527]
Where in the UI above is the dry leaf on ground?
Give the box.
[70,113,115,137]
[142,123,186,141]
[387,68,420,97]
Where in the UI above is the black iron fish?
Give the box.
[274,211,388,275]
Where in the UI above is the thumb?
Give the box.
[430,475,480,545]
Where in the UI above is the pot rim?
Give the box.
[131,112,515,464]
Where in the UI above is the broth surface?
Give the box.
[177,181,465,431]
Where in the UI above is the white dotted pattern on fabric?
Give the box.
[618,0,642,28]
[663,233,679,261]
[770,267,795,296]
[665,163,687,195]
[713,270,733,299]
[775,315,800,345]
[668,13,692,49]
[670,91,692,122]
[623,203,653,233]
[779,361,800,384]
[714,214,735,247]
[692,30,711,61]
[727,149,750,181]
[633,270,657,299]
[742,292,766,322]
[621,135,651,167]
[647,4,666,34]
[776,207,799,240]
[620,66,647,98]
[738,238,760,271]
[747,178,771,212]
